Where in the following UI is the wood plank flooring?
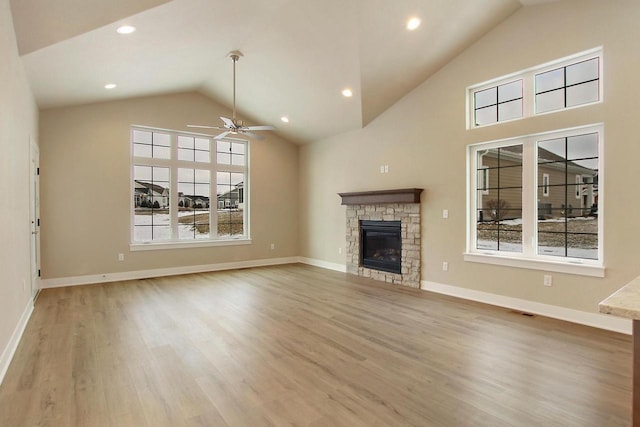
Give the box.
[0,264,632,426]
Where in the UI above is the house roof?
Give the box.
[484,145,597,176]
[135,180,168,195]
[9,0,559,144]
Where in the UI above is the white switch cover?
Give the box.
[384,165,389,173]
[379,165,385,173]
[443,209,449,219]
[442,261,449,272]
[118,253,124,261]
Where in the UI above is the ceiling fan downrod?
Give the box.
[229,51,243,125]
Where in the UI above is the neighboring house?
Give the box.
[134,180,170,208]
[179,194,210,209]
[217,182,244,210]
[478,146,597,221]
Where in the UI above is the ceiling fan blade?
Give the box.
[214,131,233,140]
[243,125,276,131]
[220,117,235,128]
[241,131,265,140]
[187,124,225,129]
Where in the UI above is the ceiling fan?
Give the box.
[187,51,276,140]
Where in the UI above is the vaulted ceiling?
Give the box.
[10,0,558,144]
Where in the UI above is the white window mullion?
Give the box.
[170,133,179,241]
[211,159,218,239]
[521,138,536,258]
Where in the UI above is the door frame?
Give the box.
[29,138,40,300]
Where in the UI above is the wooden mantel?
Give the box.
[338,188,423,205]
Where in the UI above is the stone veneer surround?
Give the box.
[345,202,421,288]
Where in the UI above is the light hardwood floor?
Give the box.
[0,264,632,426]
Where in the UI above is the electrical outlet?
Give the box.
[338,247,342,254]
[442,209,449,219]
[379,165,385,173]
[270,243,275,250]
[384,165,389,173]
[442,261,449,272]
[544,275,553,286]
[118,253,124,262]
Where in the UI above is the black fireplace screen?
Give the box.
[360,220,401,274]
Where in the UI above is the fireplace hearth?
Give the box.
[360,220,401,273]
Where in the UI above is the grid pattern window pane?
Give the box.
[476,145,523,253]
[537,133,599,260]
[217,172,245,237]
[535,57,599,114]
[474,80,522,126]
[177,169,211,240]
[178,136,210,163]
[217,141,246,166]
[133,165,171,241]
[133,130,171,159]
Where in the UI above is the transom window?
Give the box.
[467,48,602,129]
[131,127,249,248]
[474,80,523,126]
[467,124,603,276]
[535,57,600,113]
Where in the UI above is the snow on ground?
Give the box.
[477,240,597,259]
[134,212,211,241]
[498,216,595,225]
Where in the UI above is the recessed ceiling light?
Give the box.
[406,17,421,31]
[116,25,136,35]
[281,116,290,123]
[104,83,117,89]
[342,88,353,98]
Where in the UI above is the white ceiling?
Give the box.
[10,0,557,144]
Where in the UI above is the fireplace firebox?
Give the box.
[360,220,402,274]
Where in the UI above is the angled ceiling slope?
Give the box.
[12,0,546,144]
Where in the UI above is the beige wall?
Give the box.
[0,0,38,365]
[299,0,640,314]
[39,92,298,279]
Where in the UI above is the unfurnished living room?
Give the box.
[2,0,640,426]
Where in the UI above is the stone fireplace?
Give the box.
[339,189,423,288]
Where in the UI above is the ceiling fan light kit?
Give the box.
[187,51,276,141]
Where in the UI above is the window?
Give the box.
[131,127,249,249]
[535,57,600,113]
[473,80,523,126]
[467,48,602,128]
[475,145,523,253]
[536,132,599,260]
[467,124,603,276]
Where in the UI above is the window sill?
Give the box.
[130,238,252,251]
[463,252,605,278]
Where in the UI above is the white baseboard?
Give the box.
[0,299,34,386]
[297,257,347,273]
[421,280,631,335]
[40,256,300,289]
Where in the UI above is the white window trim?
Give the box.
[130,126,250,250]
[465,123,604,277]
[542,173,550,197]
[575,175,582,199]
[466,47,603,129]
[479,166,490,195]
